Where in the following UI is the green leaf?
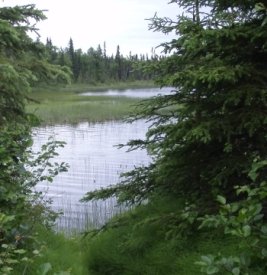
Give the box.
[33,249,40,255]
[250,237,259,246]
[255,3,266,12]
[201,255,214,265]
[195,261,208,266]
[5,258,18,264]
[14,249,26,254]
[217,195,226,205]
[242,225,251,237]
[261,16,267,26]
[39,263,52,275]
[232,267,240,275]
[207,266,219,274]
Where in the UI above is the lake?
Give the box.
[32,87,173,233]
[33,119,151,232]
[80,86,172,98]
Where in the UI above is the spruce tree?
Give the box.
[68,37,80,81]
[83,0,267,204]
[115,45,122,80]
[0,4,70,272]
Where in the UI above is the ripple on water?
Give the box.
[32,119,151,232]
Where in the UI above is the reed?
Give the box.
[27,87,141,125]
[53,198,129,235]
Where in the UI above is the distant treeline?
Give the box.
[45,38,165,84]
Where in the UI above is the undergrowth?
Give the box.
[9,195,248,274]
[83,196,241,275]
[13,226,87,275]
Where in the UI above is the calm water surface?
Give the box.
[33,87,173,232]
[33,120,150,232]
[81,87,173,98]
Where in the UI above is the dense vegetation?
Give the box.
[0,4,70,274]
[2,0,267,274]
[44,37,162,84]
[83,0,267,274]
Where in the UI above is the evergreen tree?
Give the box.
[0,4,70,272]
[45,38,59,64]
[103,41,107,59]
[83,0,267,205]
[68,37,80,81]
[42,38,157,84]
[115,45,123,80]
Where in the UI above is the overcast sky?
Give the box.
[2,0,179,56]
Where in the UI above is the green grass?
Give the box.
[11,196,244,274]
[27,85,143,125]
[14,226,87,275]
[82,196,242,275]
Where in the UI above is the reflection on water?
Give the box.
[32,120,150,232]
[81,87,173,98]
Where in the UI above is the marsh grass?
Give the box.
[27,86,142,124]
[60,80,157,93]
[17,226,88,275]
[54,198,129,235]
[83,196,242,275]
[13,200,130,274]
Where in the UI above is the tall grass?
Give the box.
[83,196,242,275]
[12,196,242,274]
[13,226,87,275]
[54,198,130,235]
[27,87,141,125]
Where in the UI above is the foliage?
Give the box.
[0,5,70,125]
[83,0,267,203]
[45,37,162,84]
[196,160,267,274]
[82,0,267,273]
[15,226,87,275]
[84,197,188,274]
[0,126,68,273]
[84,196,241,275]
[0,3,70,273]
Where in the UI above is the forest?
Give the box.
[1,0,267,274]
[44,37,161,84]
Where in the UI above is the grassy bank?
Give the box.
[14,196,243,274]
[26,83,151,125]
[82,196,242,275]
[14,226,88,275]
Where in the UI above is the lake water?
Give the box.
[33,119,151,232]
[32,87,173,233]
[81,87,172,98]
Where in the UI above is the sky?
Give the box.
[1,0,179,56]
